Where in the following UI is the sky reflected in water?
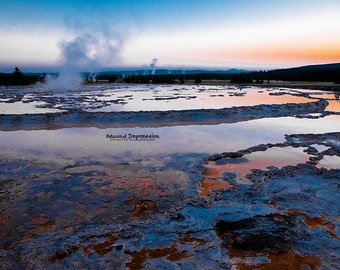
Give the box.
[1,84,333,114]
[1,115,339,164]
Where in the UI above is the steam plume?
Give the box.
[45,22,125,90]
[150,58,158,75]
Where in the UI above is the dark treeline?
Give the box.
[250,63,340,83]
[123,75,153,84]
[122,73,233,84]
[230,73,253,83]
[1,63,340,86]
[98,63,340,84]
[0,67,42,86]
[94,74,121,82]
[123,74,191,84]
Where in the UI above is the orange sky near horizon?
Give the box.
[206,43,340,67]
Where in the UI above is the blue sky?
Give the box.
[1,0,340,71]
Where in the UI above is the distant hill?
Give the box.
[97,63,340,83]
[251,63,340,83]
[96,68,248,76]
[93,68,249,83]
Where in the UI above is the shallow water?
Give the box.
[0,115,339,163]
[0,101,65,114]
[0,84,333,113]
[317,155,340,169]
[205,146,310,183]
[86,86,313,112]
[326,99,340,112]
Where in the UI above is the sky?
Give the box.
[1,0,340,72]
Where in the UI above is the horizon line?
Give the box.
[1,61,340,74]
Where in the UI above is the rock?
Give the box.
[125,197,156,218]
[215,213,297,253]
[222,172,237,181]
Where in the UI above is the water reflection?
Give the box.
[86,87,313,112]
[204,146,310,183]
[0,115,339,164]
[325,100,340,112]
[1,84,332,114]
[0,101,65,114]
[317,155,340,169]
[201,146,311,196]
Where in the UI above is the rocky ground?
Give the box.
[0,85,339,269]
[0,132,339,269]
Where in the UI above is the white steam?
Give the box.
[150,58,158,75]
[45,23,125,90]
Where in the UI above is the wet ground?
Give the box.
[0,84,339,269]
